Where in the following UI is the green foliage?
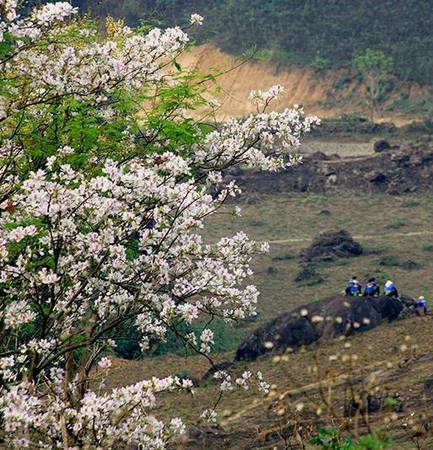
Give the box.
[173,369,190,380]
[310,428,353,450]
[114,317,244,359]
[423,244,433,253]
[383,396,398,410]
[310,428,390,450]
[354,50,393,79]
[353,49,394,118]
[79,0,433,85]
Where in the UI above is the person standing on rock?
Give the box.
[363,277,380,296]
[384,280,399,297]
[345,276,362,296]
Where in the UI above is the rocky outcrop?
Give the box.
[236,145,433,195]
[235,295,415,361]
[300,230,363,263]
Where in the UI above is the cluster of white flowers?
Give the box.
[195,105,319,172]
[0,2,318,448]
[190,13,204,25]
[0,375,189,448]
[213,369,269,394]
[0,0,18,22]
[200,408,218,423]
[1,4,190,117]
[249,84,285,106]
[200,329,214,354]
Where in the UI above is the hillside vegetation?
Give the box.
[77,0,433,85]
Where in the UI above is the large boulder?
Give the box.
[300,230,363,263]
[235,295,409,361]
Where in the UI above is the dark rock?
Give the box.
[400,260,421,270]
[424,377,433,398]
[374,140,391,153]
[226,165,244,177]
[300,230,363,263]
[235,140,433,196]
[202,360,237,381]
[307,151,330,161]
[367,171,387,183]
[188,425,227,442]
[267,266,278,275]
[345,394,382,417]
[319,209,332,216]
[295,264,318,282]
[235,295,408,361]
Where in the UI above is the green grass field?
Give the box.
[206,191,433,334]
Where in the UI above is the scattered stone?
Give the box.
[300,230,363,263]
[345,394,382,416]
[374,139,391,153]
[367,171,387,183]
[326,173,338,185]
[235,143,433,195]
[424,377,433,398]
[188,425,227,442]
[294,265,324,286]
[400,260,421,270]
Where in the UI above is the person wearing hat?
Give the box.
[363,277,380,297]
[384,280,399,298]
[416,296,428,316]
[345,276,362,296]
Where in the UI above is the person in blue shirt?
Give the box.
[416,296,428,315]
[384,280,399,297]
[345,276,361,296]
[363,277,380,296]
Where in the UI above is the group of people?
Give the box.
[345,276,428,315]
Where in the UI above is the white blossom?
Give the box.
[190,13,204,25]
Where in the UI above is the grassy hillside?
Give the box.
[113,185,433,359]
[76,0,433,85]
[207,190,433,329]
[103,187,433,447]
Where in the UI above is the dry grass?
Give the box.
[103,190,433,448]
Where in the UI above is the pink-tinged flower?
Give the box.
[97,357,112,369]
[38,268,59,285]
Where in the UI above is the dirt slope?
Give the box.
[179,44,337,119]
[179,45,423,124]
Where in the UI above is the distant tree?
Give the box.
[354,49,394,121]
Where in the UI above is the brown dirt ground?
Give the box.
[178,44,426,125]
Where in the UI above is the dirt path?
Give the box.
[268,230,433,245]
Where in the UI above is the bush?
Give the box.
[115,317,245,359]
[310,428,390,450]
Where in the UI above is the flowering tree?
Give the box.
[0,1,319,448]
